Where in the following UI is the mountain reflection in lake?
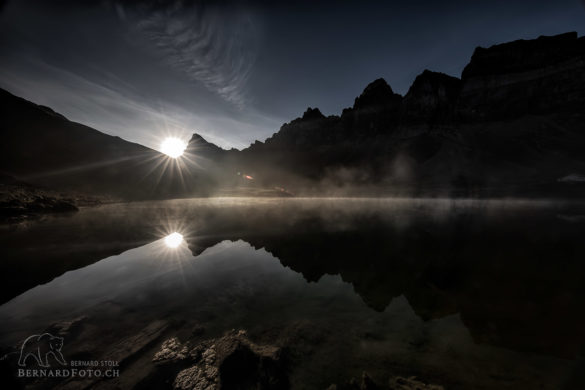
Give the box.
[1,198,584,389]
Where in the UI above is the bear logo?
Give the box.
[18,333,66,367]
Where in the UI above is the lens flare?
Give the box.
[164,232,183,248]
[160,137,187,158]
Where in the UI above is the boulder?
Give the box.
[154,330,287,390]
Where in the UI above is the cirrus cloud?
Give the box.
[135,4,259,109]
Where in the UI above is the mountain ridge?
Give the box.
[222,31,585,197]
[2,31,584,199]
[0,88,218,199]
[241,31,584,148]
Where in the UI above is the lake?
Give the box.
[1,198,584,389]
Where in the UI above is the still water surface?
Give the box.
[1,198,584,389]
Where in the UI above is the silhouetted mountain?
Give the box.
[224,32,585,197]
[0,89,217,199]
[2,32,584,199]
[352,78,402,111]
[186,133,225,157]
[458,32,585,119]
[403,70,461,123]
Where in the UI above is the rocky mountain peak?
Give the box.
[301,107,325,121]
[462,32,584,79]
[353,78,401,110]
[403,70,461,122]
[406,70,461,95]
[187,133,223,154]
[458,32,585,119]
[188,133,211,144]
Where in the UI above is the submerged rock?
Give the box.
[46,315,88,338]
[388,376,444,390]
[103,320,169,369]
[329,372,443,390]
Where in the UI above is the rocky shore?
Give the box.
[0,175,104,223]
[0,311,446,390]
[151,329,444,390]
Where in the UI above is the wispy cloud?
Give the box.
[135,5,258,109]
[0,58,281,150]
[0,1,281,149]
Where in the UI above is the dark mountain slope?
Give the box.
[0,89,216,199]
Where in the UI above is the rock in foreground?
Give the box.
[154,330,287,390]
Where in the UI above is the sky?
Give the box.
[0,0,584,150]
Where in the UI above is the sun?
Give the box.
[164,232,183,248]
[160,137,187,158]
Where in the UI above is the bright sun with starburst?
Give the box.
[164,232,183,248]
[160,137,187,158]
